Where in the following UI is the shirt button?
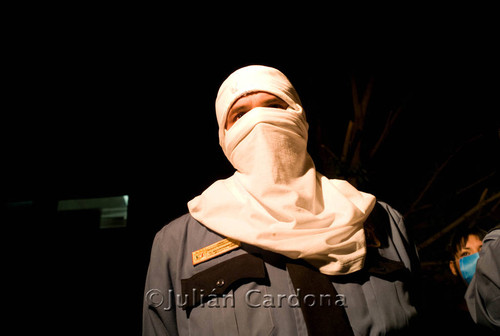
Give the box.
[216,279,225,287]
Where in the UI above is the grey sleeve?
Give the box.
[378,201,420,273]
[142,229,179,336]
[465,227,500,332]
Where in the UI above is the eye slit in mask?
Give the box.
[236,104,285,121]
[225,92,289,130]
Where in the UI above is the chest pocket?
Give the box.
[181,253,275,336]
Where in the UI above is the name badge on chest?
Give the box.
[192,238,241,265]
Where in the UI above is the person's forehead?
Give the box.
[465,234,482,246]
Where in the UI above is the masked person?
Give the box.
[143,65,420,335]
[446,227,488,332]
[447,225,500,334]
[448,227,486,286]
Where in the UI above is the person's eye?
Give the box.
[236,112,246,120]
[460,252,470,258]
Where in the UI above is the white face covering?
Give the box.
[188,65,376,275]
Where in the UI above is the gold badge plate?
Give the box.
[192,238,241,265]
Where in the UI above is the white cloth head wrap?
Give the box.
[188,65,376,275]
[215,65,302,155]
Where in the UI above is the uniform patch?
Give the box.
[192,238,241,265]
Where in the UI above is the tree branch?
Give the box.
[369,106,402,159]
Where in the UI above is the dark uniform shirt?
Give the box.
[143,202,420,335]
